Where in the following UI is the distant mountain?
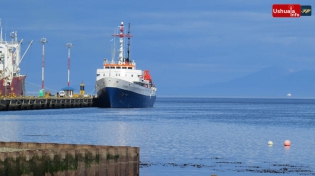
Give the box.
[191,66,315,98]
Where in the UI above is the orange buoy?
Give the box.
[284,140,291,146]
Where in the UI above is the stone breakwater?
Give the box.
[0,141,140,176]
[0,147,28,152]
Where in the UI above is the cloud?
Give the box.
[131,10,315,48]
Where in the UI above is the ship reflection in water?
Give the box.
[0,142,139,176]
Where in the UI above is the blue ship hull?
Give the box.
[97,87,156,108]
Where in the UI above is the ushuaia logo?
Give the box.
[272,4,301,17]
[301,5,312,16]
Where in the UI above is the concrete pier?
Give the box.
[0,141,140,176]
[0,97,96,111]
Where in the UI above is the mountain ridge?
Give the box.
[185,66,315,98]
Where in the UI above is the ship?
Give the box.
[95,22,157,108]
[0,19,33,97]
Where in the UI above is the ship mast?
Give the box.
[111,22,133,64]
[118,22,124,64]
[127,23,131,63]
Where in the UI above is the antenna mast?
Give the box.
[111,22,133,64]
[118,22,124,64]
[40,38,47,90]
[127,23,131,62]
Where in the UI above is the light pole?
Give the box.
[40,38,47,90]
[66,43,73,86]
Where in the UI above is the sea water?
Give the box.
[0,97,314,176]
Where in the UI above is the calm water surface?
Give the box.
[0,97,315,176]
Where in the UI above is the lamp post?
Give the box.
[66,43,73,87]
[40,38,47,90]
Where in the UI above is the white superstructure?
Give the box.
[96,21,156,91]
[0,19,32,87]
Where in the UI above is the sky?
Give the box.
[1,0,315,96]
